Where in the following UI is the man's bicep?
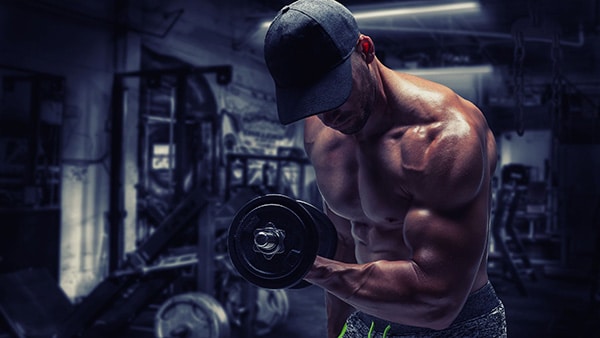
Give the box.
[403,204,487,289]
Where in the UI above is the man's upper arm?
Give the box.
[403,203,488,290]
[401,121,489,294]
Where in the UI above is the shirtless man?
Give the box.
[263,0,506,337]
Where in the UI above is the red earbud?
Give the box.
[362,41,370,53]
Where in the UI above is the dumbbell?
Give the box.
[227,194,337,289]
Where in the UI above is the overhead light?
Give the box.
[399,65,493,76]
[260,1,480,29]
[352,2,480,20]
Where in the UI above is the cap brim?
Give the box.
[275,55,353,125]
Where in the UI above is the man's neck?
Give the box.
[354,61,393,141]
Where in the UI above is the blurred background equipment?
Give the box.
[154,292,230,338]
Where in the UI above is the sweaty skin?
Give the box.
[302,35,497,338]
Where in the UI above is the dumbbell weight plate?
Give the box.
[297,200,337,261]
[291,200,338,289]
[228,194,320,289]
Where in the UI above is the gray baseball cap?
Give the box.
[264,0,359,125]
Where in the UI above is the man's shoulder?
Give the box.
[400,117,487,210]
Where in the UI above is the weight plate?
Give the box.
[291,200,339,289]
[228,194,319,289]
[297,200,338,259]
[155,292,230,338]
[254,288,290,336]
[222,281,290,337]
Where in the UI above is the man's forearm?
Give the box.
[305,256,462,330]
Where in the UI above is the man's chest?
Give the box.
[310,139,412,224]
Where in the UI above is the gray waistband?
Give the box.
[356,282,502,334]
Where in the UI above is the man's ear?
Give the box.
[358,35,375,64]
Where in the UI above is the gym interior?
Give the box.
[0,0,599,337]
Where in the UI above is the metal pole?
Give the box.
[107,76,126,272]
[174,72,187,203]
[197,201,215,295]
